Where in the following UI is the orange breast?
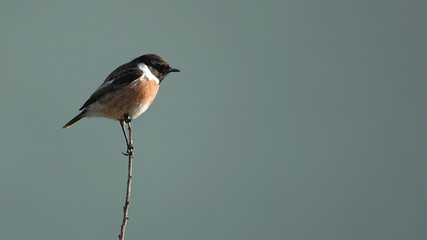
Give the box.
[98,78,159,120]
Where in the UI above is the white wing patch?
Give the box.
[137,63,160,84]
[105,79,114,84]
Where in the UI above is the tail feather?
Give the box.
[63,110,87,129]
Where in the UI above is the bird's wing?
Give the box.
[78,63,143,110]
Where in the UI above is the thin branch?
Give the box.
[118,120,134,240]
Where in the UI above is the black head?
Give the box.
[132,54,180,83]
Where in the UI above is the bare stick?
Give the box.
[119,120,134,240]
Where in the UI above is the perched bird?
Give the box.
[63,54,180,129]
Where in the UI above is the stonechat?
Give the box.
[63,54,180,129]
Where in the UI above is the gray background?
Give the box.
[1,1,426,239]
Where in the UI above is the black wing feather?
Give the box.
[79,63,143,110]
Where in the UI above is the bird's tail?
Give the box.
[63,110,87,129]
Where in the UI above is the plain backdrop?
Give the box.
[0,1,426,240]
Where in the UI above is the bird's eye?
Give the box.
[156,64,164,70]
[151,61,159,69]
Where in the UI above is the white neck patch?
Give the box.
[138,63,160,84]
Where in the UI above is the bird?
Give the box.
[63,54,180,129]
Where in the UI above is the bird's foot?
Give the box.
[122,144,134,156]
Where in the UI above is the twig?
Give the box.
[118,120,134,240]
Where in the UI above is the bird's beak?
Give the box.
[169,68,181,73]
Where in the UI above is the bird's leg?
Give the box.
[120,114,134,156]
[120,120,130,156]
[126,121,134,155]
